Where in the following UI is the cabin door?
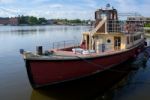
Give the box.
[114,37,121,50]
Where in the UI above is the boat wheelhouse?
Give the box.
[82,7,144,53]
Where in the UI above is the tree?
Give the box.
[28,16,38,25]
[69,19,82,24]
[144,23,150,27]
[38,18,47,24]
[19,15,29,24]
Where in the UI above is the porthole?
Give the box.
[107,39,111,43]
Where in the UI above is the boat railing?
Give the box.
[107,20,144,33]
[52,40,80,50]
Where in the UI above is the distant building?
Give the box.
[9,17,19,25]
[0,17,9,25]
[47,19,57,25]
[127,17,150,33]
[0,17,19,25]
[127,17,150,24]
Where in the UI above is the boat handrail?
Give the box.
[52,40,80,49]
[107,20,144,33]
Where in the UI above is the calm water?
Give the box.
[0,25,150,100]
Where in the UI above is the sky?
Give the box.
[0,0,150,19]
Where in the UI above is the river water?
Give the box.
[0,25,150,100]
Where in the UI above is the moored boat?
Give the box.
[20,5,145,88]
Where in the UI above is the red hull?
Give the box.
[25,43,144,88]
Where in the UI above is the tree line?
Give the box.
[18,16,47,25]
[18,15,90,25]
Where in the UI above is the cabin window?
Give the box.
[133,34,141,41]
[107,39,111,43]
[130,36,134,42]
[146,18,150,20]
[101,13,106,18]
[129,18,132,20]
[110,13,113,19]
[134,36,136,41]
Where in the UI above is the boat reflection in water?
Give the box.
[30,56,149,100]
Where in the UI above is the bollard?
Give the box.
[36,46,43,55]
[20,49,24,54]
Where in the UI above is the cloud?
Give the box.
[83,0,97,8]
[0,0,150,19]
[112,0,150,16]
[113,0,138,11]
[0,7,21,17]
[24,4,93,19]
[0,0,15,3]
[48,4,64,9]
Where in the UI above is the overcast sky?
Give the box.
[0,0,150,19]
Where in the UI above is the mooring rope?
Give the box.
[75,55,132,73]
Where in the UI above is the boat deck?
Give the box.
[24,48,124,60]
[53,49,116,57]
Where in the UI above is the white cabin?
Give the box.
[81,6,144,53]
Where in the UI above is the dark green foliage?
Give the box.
[38,18,47,24]
[69,19,82,23]
[52,19,90,25]
[144,23,150,27]
[18,15,91,25]
[18,15,47,25]
[18,15,29,25]
[28,16,38,25]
